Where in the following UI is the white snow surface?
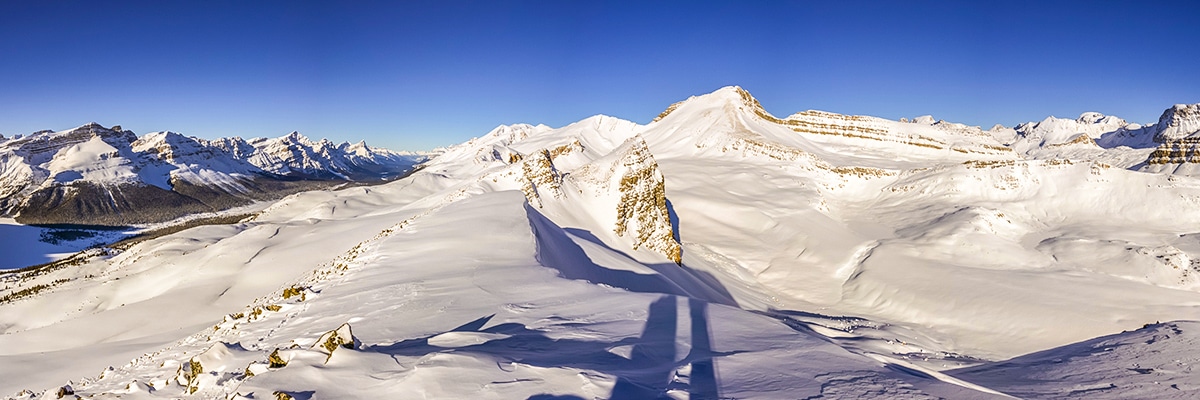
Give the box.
[2,87,1200,398]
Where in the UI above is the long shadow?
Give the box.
[526,206,691,297]
[570,224,737,307]
[526,203,736,306]
[523,205,729,399]
[611,296,678,399]
[685,298,719,400]
[367,296,717,398]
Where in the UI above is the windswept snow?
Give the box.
[3,87,1200,398]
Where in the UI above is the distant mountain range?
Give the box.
[5,97,1200,228]
[0,123,426,225]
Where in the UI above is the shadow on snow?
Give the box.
[362,205,737,398]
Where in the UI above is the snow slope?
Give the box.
[950,321,1200,399]
[2,87,1200,398]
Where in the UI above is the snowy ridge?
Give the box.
[0,124,426,225]
[3,87,1200,398]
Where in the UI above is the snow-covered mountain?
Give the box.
[0,124,426,225]
[998,103,1200,174]
[3,87,1200,399]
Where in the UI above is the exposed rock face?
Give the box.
[651,100,684,123]
[735,88,1011,156]
[312,323,359,363]
[1143,104,1200,171]
[175,342,240,395]
[267,349,288,369]
[611,137,681,264]
[1147,138,1200,168]
[519,149,562,208]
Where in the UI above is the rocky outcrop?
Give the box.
[519,149,563,208]
[1147,138,1200,165]
[1143,104,1200,170]
[611,137,682,264]
[312,323,359,363]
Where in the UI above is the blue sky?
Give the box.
[1,1,1198,151]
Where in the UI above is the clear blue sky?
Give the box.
[1,1,1197,151]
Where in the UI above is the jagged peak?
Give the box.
[282,130,310,142]
[341,140,370,154]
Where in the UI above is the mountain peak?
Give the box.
[1155,103,1200,141]
[279,131,316,145]
[651,86,756,124]
[66,122,112,134]
[1077,112,1105,124]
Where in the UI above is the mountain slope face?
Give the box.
[0,124,425,225]
[2,87,1200,399]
